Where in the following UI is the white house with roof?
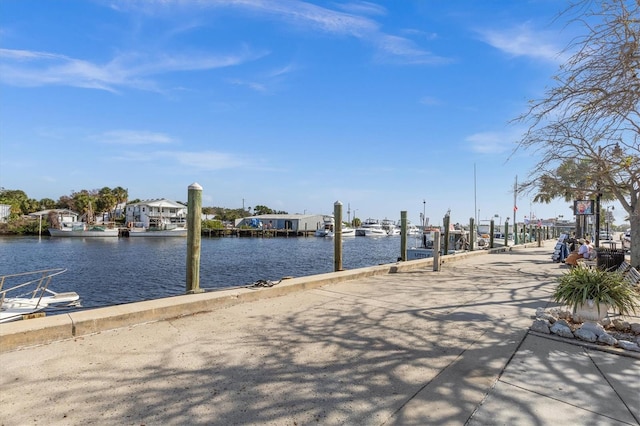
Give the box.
[29,209,79,224]
[125,199,187,228]
[0,204,11,222]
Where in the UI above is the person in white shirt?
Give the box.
[578,239,590,259]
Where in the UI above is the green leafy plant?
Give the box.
[553,264,640,316]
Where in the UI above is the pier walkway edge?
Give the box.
[1,241,638,425]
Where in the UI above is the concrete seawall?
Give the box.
[0,244,528,353]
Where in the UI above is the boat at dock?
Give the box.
[125,219,187,237]
[316,215,356,237]
[315,215,334,237]
[407,226,470,260]
[326,225,356,238]
[0,268,80,323]
[356,218,387,237]
[48,222,119,237]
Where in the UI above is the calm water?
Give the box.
[0,235,413,312]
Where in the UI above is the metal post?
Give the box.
[334,201,343,272]
[433,230,441,271]
[400,210,407,261]
[186,182,203,294]
[469,217,475,251]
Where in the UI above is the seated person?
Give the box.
[578,239,590,259]
[565,250,581,267]
[586,239,597,260]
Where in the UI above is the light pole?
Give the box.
[423,199,426,228]
[606,206,614,239]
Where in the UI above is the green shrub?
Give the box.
[553,264,639,316]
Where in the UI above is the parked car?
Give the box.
[624,230,631,241]
[599,230,613,240]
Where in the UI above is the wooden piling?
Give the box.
[489,219,495,248]
[400,211,407,261]
[504,220,509,247]
[186,182,203,294]
[469,217,475,251]
[443,214,450,255]
[433,230,441,271]
[334,201,343,272]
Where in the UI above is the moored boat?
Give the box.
[315,215,334,237]
[0,268,80,323]
[326,225,357,238]
[48,222,119,237]
[126,220,187,237]
[356,218,387,237]
[407,226,470,260]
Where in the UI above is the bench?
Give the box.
[623,266,640,287]
[576,258,597,268]
[616,260,631,274]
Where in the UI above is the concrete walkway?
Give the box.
[0,242,638,425]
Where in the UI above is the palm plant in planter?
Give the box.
[553,264,640,322]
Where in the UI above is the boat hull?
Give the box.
[128,229,187,237]
[356,229,387,237]
[0,268,80,323]
[326,228,356,238]
[48,228,119,237]
[406,248,434,260]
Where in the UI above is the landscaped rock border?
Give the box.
[531,307,640,353]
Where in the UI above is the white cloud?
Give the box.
[419,96,440,106]
[477,23,565,63]
[94,130,176,145]
[111,0,448,65]
[171,150,248,170]
[466,131,517,154]
[335,1,387,17]
[0,47,263,92]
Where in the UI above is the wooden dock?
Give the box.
[201,228,315,238]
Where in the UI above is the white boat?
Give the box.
[326,225,356,238]
[48,222,119,237]
[381,219,400,236]
[407,227,470,260]
[315,215,334,237]
[126,219,187,237]
[356,218,387,237]
[0,268,80,323]
[407,222,421,236]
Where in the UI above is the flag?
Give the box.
[514,205,518,211]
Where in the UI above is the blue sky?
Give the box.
[0,0,617,226]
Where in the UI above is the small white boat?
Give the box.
[0,268,80,323]
[381,219,400,236]
[48,222,119,237]
[315,215,334,237]
[356,218,387,237]
[326,225,356,238]
[126,220,187,237]
[407,222,421,236]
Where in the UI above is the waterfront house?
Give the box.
[125,199,187,228]
[235,214,327,232]
[0,204,11,222]
[29,209,78,224]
